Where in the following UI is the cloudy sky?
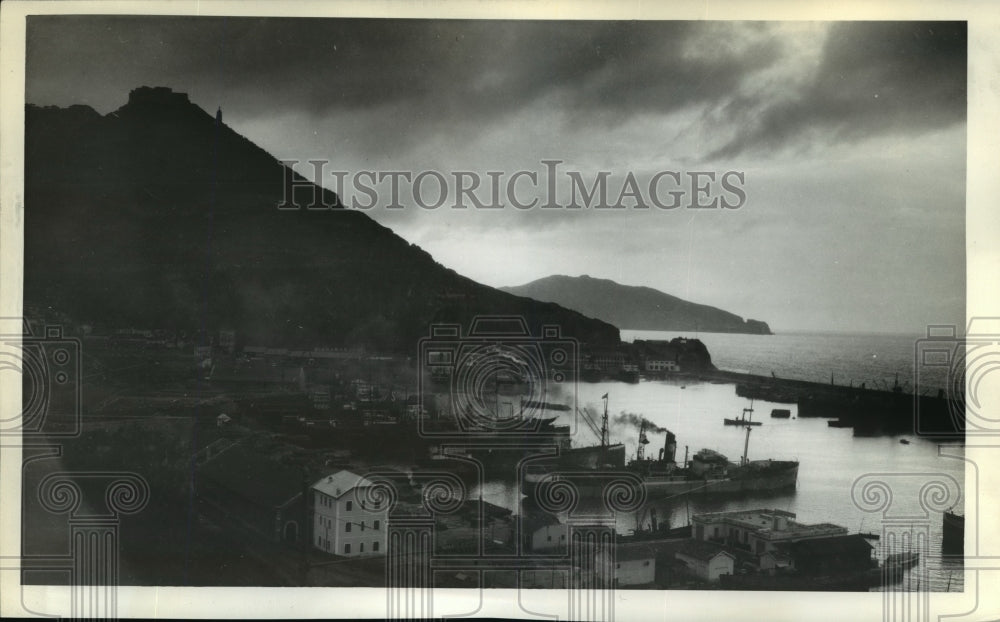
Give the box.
[26,17,966,333]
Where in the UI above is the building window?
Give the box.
[374,541,380,552]
[616,563,621,569]
[361,521,365,532]
[644,560,650,567]
[346,522,352,533]
[346,501,353,512]
[345,543,351,554]
[360,542,365,553]
[317,535,321,546]
[547,536,552,542]
[560,535,566,540]
[374,520,380,530]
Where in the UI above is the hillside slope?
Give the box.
[24,87,620,349]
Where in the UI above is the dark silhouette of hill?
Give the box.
[24,87,619,349]
[501,275,772,335]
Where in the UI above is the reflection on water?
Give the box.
[470,378,965,592]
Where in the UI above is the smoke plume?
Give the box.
[612,411,667,434]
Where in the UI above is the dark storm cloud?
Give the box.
[709,21,966,159]
[26,17,778,128]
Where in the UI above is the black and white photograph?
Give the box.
[1,2,998,620]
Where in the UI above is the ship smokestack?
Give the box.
[663,430,677,464]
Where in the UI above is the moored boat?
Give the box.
[724,399,762,426]
[524,397,798,498]
[942,509,964,555]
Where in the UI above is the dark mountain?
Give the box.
[501,275,772,335]
[24,87,619,349]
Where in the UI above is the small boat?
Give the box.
[724,399,762,426]
[828,419,852,428]
[884,551,919,570]
[899,438,911,445]
[724,418,762,426]
[771,408,791,418]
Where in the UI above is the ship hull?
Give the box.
[558,443,626,469]
[523,462,798,498]
[641,462,798,496]
[942,511,964,555]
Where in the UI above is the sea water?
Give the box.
[472,330,966,592]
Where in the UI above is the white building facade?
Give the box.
[531,523,569,552]
[675,548,735,582]
[312,470,388,557]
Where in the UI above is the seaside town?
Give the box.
[21,305,962,591]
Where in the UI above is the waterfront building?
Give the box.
[197,443,306,544]
[595,543,656,587]
[774,534,875,576]
[644,359,680,373]
[692,508,847,559]
[674,540,736,582]
[312,470,388,557]
[523,513,568,553]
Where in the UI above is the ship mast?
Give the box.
[600,393,609,449]
[741,424,752,466]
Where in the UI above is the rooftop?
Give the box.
[693,508,795,524]
[778,534,874,558]
[676,539,736,562]
[693,509,847,540]
[198,442,305,508]
[520,511,564,532]
[610,543,658,562]
[312,469,377,498]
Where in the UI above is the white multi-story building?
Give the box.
[312,470,388,557]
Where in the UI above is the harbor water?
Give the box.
[472,330,966,592]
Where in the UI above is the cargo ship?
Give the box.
[622,421,798,496]
[524,400,798,498]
